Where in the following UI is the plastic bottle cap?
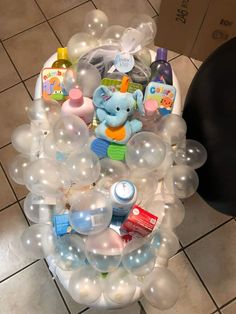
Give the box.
[69,88,83,106]
[156,48,168,61]
[144,99,158,116]
[57,47,68,60]
[115,181,135,201]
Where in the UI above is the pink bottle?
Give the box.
[61,88,94,124]
[141,99,160,132]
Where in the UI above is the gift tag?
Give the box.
[114,52,134,73]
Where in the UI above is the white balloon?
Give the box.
[100,25,125,45]
[84,9,109,38]
[68,265,102,304]
[8,154,30,184]
[11,124,33,155]
[21,223,56,259]
[142,267,180,310]
[67,32,99,63]
[24,158,70,197]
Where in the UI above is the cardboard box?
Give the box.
[155,0,236,61]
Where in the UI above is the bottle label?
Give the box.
[114,52,134,73]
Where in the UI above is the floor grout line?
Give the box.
[219,295,236,310]
[189,57,200,70]
[1,42,33,100]
[138,300,147,314]
[0,200,19,213]
[0,259,39,284]
[0,161,30,225]
[0,142,12,150]
[1,0,91,43]
[146,0,160,16]
[78,307,90,314]
[43,259,71,314]
[182,217,234,250]
[181,246,222,313]
[168,53,182,62]
[90,0,97,9]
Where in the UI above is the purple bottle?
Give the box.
[150,48,173,85]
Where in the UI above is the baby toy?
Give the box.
[93,80,144,145]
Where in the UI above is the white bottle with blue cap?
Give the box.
[110,180,137,216]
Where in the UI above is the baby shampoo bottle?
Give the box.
[61,88,94,124]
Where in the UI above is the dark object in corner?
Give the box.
[183,37,236,216]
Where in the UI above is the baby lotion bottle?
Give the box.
[61,88,94,124]
[110,180,137,216]
[52,48,72,69]
[150,48,173,85]
[141,99,160,132]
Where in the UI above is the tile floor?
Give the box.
[0,1,235,314]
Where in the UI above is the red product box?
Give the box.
[121,205,158,237]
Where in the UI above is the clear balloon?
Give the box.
[157,114,187,145]
[150,228,179,259]
[103,268,137,305]
[63,62,101,98]
[129,170,158,205]
[68,265,102,304]
[21,223,56,259]
[25,98,60,124]
[23,192,64,223]
[130,14,157,46]
[100,25,125,45]
[69,190,112,235]
[125,132,166,175]
[84,9,109,38]
[11,124,33,155]
[152,194,185,228]
[96,158,128,194]
[122,238,156,276]
[154,142,174,180]
[54,234,86,271]
[142,267,180,310]
[75,62,101,97]
[24,158,70,197]
[164,165,199,199]
[85,229,124,272]
[174,139,207,169]
[43,133,67,162]
[66,150,100,186]
[53,115,89,154]
[67,32,99,63]
[8,154,30,184]
[135,48,152,67]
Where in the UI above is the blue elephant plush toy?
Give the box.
[93,85,144,144]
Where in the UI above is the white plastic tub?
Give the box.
[34,49,182,309]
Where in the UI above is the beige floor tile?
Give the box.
[0,84,31,147]
[24,74,39,99]
[141,252,216,314]
[84,302,141,314]
[186,220,236,307]
[93,0,156,26]
[0,204,33,281]
[222,300,236,314]
[149,0,162,14]
[0,144,28,200]
[4,23,60,80]
[169,55,197,104]
[176,193,230,246]
[191,58,203,69]
[56,279,87,314]
[0,44,20,92]
[49,1,95,46]
[0,0,45,40]
[37,0,88,19]
[0,167,16,209]
[0,260,68,314]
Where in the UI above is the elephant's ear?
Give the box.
[93,85,113,108]
[133,89,144,115]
